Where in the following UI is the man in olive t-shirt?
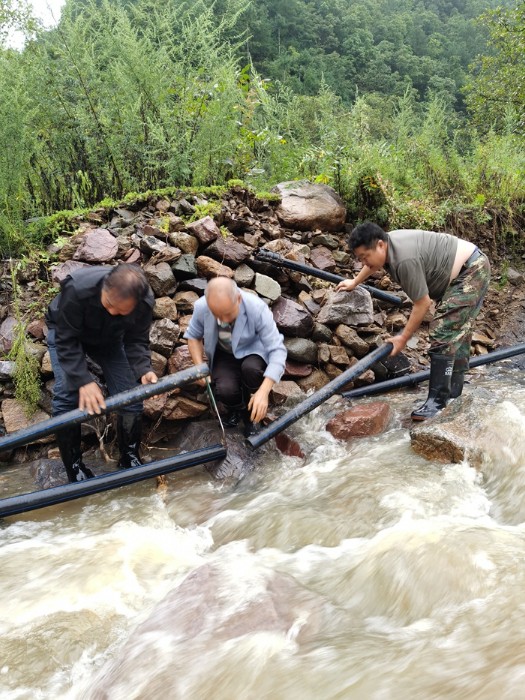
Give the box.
[337,222,491,420]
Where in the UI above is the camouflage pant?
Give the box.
[429,250,491,359]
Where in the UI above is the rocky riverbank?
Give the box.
[0,181,523,467]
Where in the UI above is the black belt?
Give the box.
[461,247,482,271]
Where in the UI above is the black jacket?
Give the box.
[46,266,154,390]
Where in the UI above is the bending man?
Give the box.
[337,223,490,420]
[45,264,157,482]
[185,277,287,437]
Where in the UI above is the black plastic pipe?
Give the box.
[247,343,393,449]
[0,363,209,453]
[0,444,226,518]
[341,342,525,399]
[255,249,403,306]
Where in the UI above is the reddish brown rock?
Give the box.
[173,291,199,313]
[153,297,178,321]
[354,368,376,387]
[51,260,91,283]
[204,236,251,266]
[150,350,168,377]
[274,432,305,459]
[123,248,141,264]
[272,297,314,337]
[186,216,220,244]
[270,381,303,405]
[1,399,53,443]
[310,245,336,272]
[196,256,234,279]
[73,228,118,262]
[163,396,208,420]
[143,393,168,419]
[0,316,17,353]
[26,319,47,340]
[297,369,330,393]
[167,346,195,374]
[334,324,370,358]
[326,402,391,440]
[284,360,313,378]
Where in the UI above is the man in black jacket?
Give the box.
[45,264,157,482]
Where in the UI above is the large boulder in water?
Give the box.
[272,180,346,231]
[168,419,258,479]
[82,563,332,699]
[410,388,497,466]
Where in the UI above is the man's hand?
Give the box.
[247,386,270,423]
[79,381,106,415]
[336,279,358,293]
[141,371,158,385]
[385,335,408,357]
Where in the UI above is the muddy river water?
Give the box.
[2,365,525,699]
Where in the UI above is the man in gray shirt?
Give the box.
[337,222,491,420]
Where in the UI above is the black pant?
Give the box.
[212,348,267,408]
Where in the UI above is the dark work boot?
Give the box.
[411,353,455,421]
[55,424,95,483]
[116,414,143,469]
[450,357,469,399]
[222,407,242,428]
[241,408,261,438]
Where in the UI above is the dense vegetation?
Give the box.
[0,0,524,258]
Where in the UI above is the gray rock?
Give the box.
[284,337,318,364]
[0,360,15,379]
[179,278,207,295]
[168,232,199,255]
[171,254,198,280]
[272,180,346,231]
[144,262,177,297]
[254,273,281,301]
[317,288,374,326]
[73,228,118,262]
[312,322,333,343]
[50,260,91,284]
[234,264,255,288]
[0,316,17,353]
[149,318,179,357]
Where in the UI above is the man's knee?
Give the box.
[241,355,267,391]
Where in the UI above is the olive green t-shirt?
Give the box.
[385,230,458,301]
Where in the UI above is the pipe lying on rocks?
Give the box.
[341,343,525,399]
[255,249,403,306]
[0,444,227,518]
[247,343,393,450]
[0,363,209,453]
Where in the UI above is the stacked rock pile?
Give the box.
[0,181,495,441]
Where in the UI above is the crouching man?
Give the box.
[337,223,490,420]
[185,277,287,436]
[45,264,157,482]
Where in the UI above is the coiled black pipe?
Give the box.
[341,343,525,399]
[247,343,393,449]
[0,363,209,453]
[0,444,226,518]
[255,249,403,306]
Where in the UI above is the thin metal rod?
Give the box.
[246,343,393,449]
[0,363,209,453]
[0,443,226,518]
[255,249,403,306]
[341,343,525,399]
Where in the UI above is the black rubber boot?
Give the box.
[55,424,95,483]
[221,405,243,428]
[116,413,143,469]
[411,353,455,421]
[450,357,469,399]
[241,408,261,438]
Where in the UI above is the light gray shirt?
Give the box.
[386,229,458,301]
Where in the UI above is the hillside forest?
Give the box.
[0,0,524,258]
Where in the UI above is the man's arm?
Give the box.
[336,265,374,293]
[386,294,432,356]
[248,304,287,422]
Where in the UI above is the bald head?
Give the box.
[205,277,241,323]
